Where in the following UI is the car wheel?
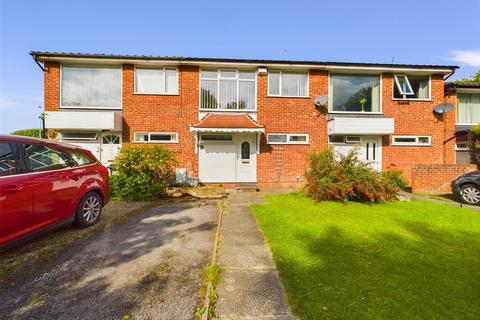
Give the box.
[76,191,103,228]
[460,184,480,205]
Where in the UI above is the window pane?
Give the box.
[135,68,164,93]
[268,134,288,143]
[0,142,18,176]
[150,134,173,141]
[282,72,308,96]
[201,134,232,141]
[409,76,430,99]
[62,66,121,108]
[165,68,178,93]
[331,74,380,112]
[67,150,96,166]
[201,70,218,79]
[25,144,69,172]
[394,75,414,95]
[329,136,345,143]
[289,135,307,142]
[458,93,480,124]
[394,137,416,143]
[134,132,149,142]
[239,81,255,110]
[241,142,250,159]
[201,79,218,109]
[219,80,237,109]
[268,72,280,95]
[418,137,429,144]
[61,132,98,140]
[220,70,236,78]
[238,71,255,80]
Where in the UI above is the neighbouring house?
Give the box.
[445,83,480,164]
[31,51,460,189]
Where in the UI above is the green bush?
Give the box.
[110,145,177,201]
[305,147,404,203]
[11,128,42,138]
[382,169,408,190]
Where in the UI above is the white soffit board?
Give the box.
[45,111,122,130]
[328,117,394,135]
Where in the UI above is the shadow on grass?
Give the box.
[275,222,480,320]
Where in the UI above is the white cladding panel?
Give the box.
[45,111,122,130]
[328,117,394,135]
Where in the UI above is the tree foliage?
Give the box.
[11,128,42,138]
[455,70,480,84]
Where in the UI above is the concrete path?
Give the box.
[216,191,298,320]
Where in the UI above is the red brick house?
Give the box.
[32,52,459,188]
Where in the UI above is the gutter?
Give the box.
[30,51,45,71]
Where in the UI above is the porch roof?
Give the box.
[190,114,265,133]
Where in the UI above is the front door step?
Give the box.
[235,183,259,192]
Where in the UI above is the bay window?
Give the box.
[393,74,430,100]
[457,93,480,124]
[268,71,308,97]
[200,69,256,110]
[330,74,380,112]
[61,65,121,109]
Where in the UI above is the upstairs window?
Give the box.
[393,74,430,100]
[200,69,256,110]
[61,65,121,109]
[330,74,380,112]
[268,71,308,97]
[135,67,178,94]
[457,93,480,124]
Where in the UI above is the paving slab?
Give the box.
[216,191,298,319]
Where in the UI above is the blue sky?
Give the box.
[0,0,479,134]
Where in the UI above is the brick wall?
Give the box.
[44,61,60,112]
[256,70,328,188]
[411,164,476,194]
[121,64,199,176]
[382,74,456,182]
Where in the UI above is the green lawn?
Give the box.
[252,193,480,320]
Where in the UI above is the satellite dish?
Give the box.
[433,103,453,114]
[315,95,328,108]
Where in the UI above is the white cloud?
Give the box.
[449,50,480,67]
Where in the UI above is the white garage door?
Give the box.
[199,142,236,182]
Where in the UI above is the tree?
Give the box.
[455,70,480,84]
[11,128,41,138]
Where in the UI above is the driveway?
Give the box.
[0,198,219,320]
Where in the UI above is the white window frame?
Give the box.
[199,69,257,111]
[58,132,99,141]
[392,74,432,101]
[267,133,309,145]
[134,66,179,95]
[392,135,431,146]
[133,132,178,144]
[455,142,470,151]
[328,72,383,114]
[60,64,123,110]
[200,134,233,142]
[267,70,310,98]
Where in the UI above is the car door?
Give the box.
[0,141,34,246]
[24,143,80,232]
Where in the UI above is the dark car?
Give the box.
[452,171,480,205]
[0,135,110,251]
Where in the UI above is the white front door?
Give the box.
[235,134,257,182]
[101,133,122,165]
[359,136,382,171]
[198,133,257,183]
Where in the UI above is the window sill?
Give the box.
[328,111,384,115]
[267,95,310,99]
[133,92,180,96]
[60,106,122,110]
[392,98,433,102]
[391,144,432,147]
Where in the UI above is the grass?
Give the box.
[252,193,480,320]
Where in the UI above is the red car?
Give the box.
[0,135,110,251]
